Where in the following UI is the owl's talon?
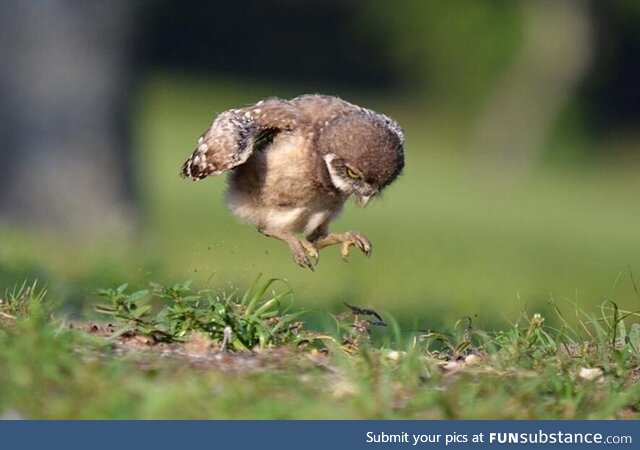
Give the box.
[291,239,319,270]
[355,234,372,257]
[337,232,372,261]
[259,229,318,270]
[294,255,315,271]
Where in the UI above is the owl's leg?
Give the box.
[308,228,372,261]
[259,229,319,270]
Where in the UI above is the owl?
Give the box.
[181,94,404,270]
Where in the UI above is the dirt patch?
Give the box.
[78,322,328,373]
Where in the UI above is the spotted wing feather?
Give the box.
[180,99,303,180]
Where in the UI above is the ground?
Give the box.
[0,279,638,419]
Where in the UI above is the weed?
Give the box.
[95,275,305,349]
[0,280,47,322]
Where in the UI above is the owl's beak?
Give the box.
[357,195,372,208]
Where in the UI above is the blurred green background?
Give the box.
[1,0,639,330]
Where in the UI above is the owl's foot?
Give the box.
[260,229,319,270]
[313,231,372,261]
[290,238,319,270]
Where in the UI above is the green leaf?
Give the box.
[116,284,129,295]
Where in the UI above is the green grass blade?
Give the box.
[240,273,263,307]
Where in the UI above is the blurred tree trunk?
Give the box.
[470,0,593,176]
[0,0,138,236]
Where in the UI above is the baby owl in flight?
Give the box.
[181,94,405,270]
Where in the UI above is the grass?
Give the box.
[93,275,304,349]
[0,277,639,419]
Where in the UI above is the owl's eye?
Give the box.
[346,167,360,179]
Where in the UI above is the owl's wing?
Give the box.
[180,99,302,180]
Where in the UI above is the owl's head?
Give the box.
[320,112,404,206]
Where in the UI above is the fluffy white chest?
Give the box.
[226,193,337,236]
[224,133,344,236]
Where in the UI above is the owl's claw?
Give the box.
[259,229,319,270]
[339,231,372,261]
[291,239,319,270]
[312,230,372,261]
[262,229,370,268]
